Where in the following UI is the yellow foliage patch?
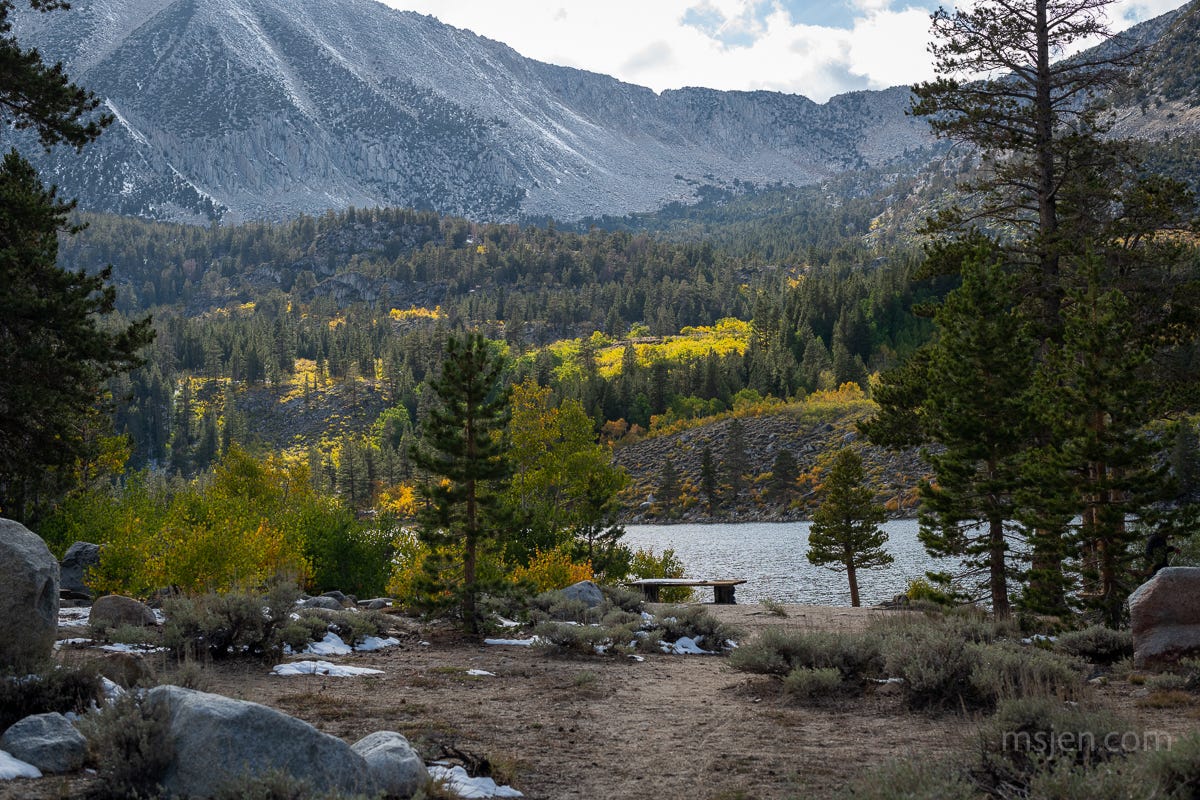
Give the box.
[510,548,592,593]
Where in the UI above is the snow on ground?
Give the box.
[483,637,543,647]
[58,607,91,627]
[304,632,353,656]
[0,751,41,780]
[428,764,523,798]
[98,643,167,654]
[271,661,384,677]
[354,635,401,652]
[660,636,712,655]
[466,669,495,677]
[54,638,92,648]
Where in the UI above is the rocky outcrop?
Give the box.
[0,713,88,774]
[0,518,60,669]
[561,580,605,608]
[145,686,376,798]
[1130,567,1200,666]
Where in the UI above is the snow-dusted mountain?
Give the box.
[12,0,933,222]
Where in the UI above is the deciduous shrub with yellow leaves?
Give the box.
[510,548,593,593]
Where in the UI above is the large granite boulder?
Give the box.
[1130,567,1200,666]
[145,686,374,798]
[91,594,157,629]
[0,518,60,669]
[59,542,101,599]
[0,713,87,774]
[302,595,344,611]
[560,580,604,608]
[351,731,427,798]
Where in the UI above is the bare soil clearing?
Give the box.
[6,604,1197,800]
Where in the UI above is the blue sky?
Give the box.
[380,0,1187,102]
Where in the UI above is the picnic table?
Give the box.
[626,578,747,604]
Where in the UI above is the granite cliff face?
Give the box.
[13,0,933,222]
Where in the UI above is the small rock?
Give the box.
[0,713,87,774]
[352,731,426,798]
[360,598,393,610]
[91,594,157,629]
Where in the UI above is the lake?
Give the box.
[622,520,954,606]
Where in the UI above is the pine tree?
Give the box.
[724,418,749,503]
[699,445,719,515]
[656,457,680,519]
[916,249,1035,618]
[808,449,891,607]
[768,449,799,504]
[410,333,511,633]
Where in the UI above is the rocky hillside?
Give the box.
[12,0,935,223]
[613,406,927,524]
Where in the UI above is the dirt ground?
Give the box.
[8,603,1200,800]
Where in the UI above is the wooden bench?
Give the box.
[626,578,747,604]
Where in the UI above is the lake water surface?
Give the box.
[623,520,954,606]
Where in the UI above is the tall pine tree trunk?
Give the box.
[988,516,1010,618]
[846,560,860,608]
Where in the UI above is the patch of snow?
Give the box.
[419,641,431,647]
[466,669,495,677]
[483,637,543,647]
[98,643,166,654]
[355,636,400,652]
[660,637,712,655]
[1022,635,1058,644]
[54,638,92,649]
[0,750,41,780]
[58,608,91,627]
[494,616,521,628]
[271,661,384,677]
[428,764,523,798]
[304,632,352,656]
[628,654,645,662]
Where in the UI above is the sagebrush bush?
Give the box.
[845,759,976,800]
[1055,625,1134,665]
[295,608,388,645]
[883,625,976,711]
[782,667,844,701]
[729,627,884,687]
[1144,731,1200,797]
[212,769,375,800]
[655,606,740,651]
[81,693,174,800]
[0,663,103,732]
[969,642,1084,706]
[161,582,303,660]
[976,697,1130,793]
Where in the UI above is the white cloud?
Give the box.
[377,0,1188,102]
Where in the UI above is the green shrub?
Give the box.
[969,642,1084,705]
[0,663,103,732]
[977,697,1131,793]
[629,548,693,602]
[905,577,956,606]
[782,667,844,701]
[845,758,976,800]
[531,620,614,653]
[1145,673,1189,693]
[1055,626,1134,665]
[295,608,388,646]
[729,627,884,687]
[1144,731,1200,797]
[655,605,740,652]
[883,625,976,711]
[81,693,174,800]
[162,582,302,660]
[212,769,376,800]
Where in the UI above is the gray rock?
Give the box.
[321,590,348,604]
[59,542,101,599]
[1130,567,1200,666]
[146,686,373,798]
[91,594,157,629]
[361,598,393,610]
[302,596,345,610]
[0,518,59,669]
[351,731,426,798]
[0,713,87,774]
[560,580,604,608]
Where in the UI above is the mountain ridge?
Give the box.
[12,0,934,223]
